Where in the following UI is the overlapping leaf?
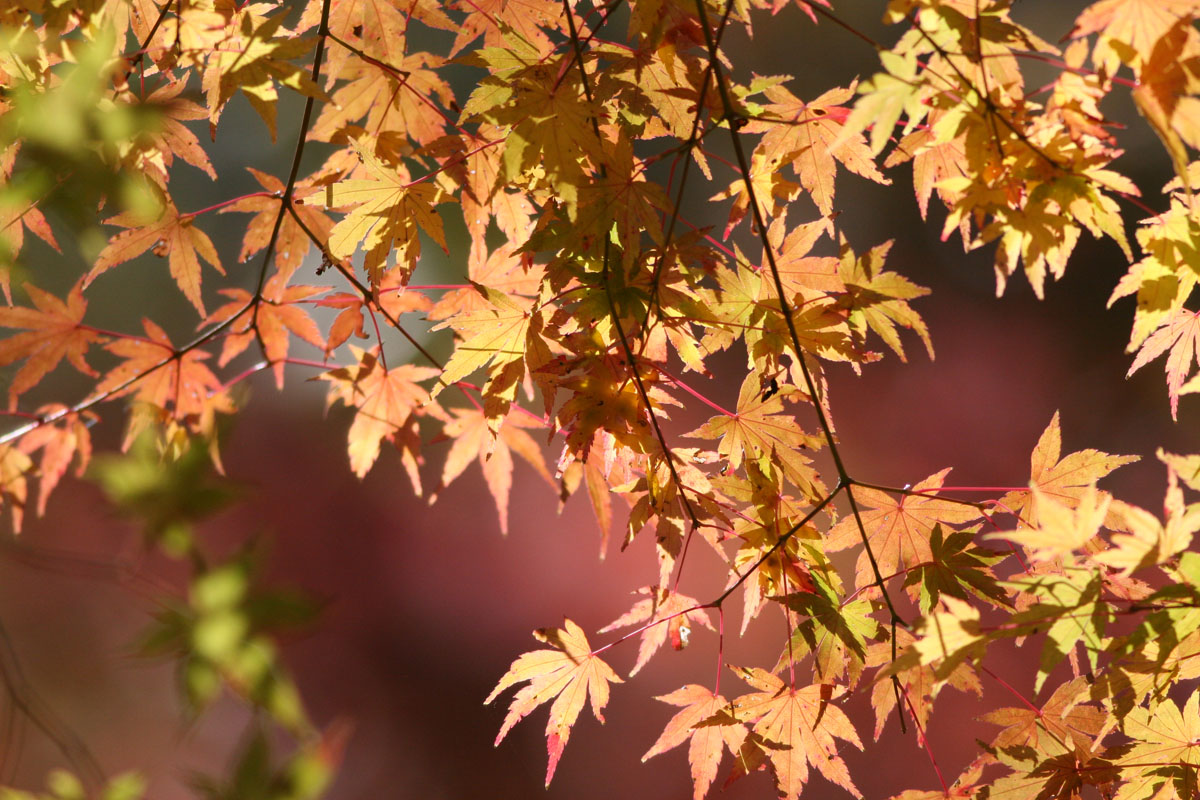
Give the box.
[728,667,863,798]
[825,470,983,594]
[325,144,447,288]
[643,685,744,800]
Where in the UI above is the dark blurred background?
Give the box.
[4,2,1200,799]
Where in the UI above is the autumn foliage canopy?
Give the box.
[3,0,1200,798]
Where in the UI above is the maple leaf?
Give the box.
[825,469,983,595]
[1108,194,1199,355]
[837,238,934,362]
[16,406,93,518]
[1159,448,1200,492]
[202,275,326,389]
[325,143,447,288]
[449,0,560,57]
[221,168,334,282]
[843,49,929,157]
[431,285,550,433]
[89,202,224,316]
[1097,628,1200,721]
[1006,568,1111,693]
[999,412,1138,529]
[728,668,863,798]
[305,0,454,42]
[720,473,823,631]
[318,348,441,479]
[885,760,988,800]
[0,281,101,408]
[309,51,455,148]
[988,486,1111,565]
[1095,472,1200,575]
[700,261,765,356]
[985,749,1121,800]
[134,79,217,184]
[0,188,60,299]
[753,82,889,217]
[466,56,605,217]
[687,372,823,496]
[892,595,990,683]
[601,44,708,149]
[868,628,982,740]
[455,131,538,263]
[980,677,1107,758]
[712,149,803,238]
[314,292,368,356]
[778,570,881,686]
[599,586,714,676]
[1118,689,1200,789]
[1069,0,1200,78]
[487,618,622,786]
[885,126,969,224]
[201,13,328,140]
[642,685,745,800]
[575,134,671,269]
[904,524,1009,613]
[92,319,234,450]
[431,406,553,535]
[762,215,844,296]
[1126,308,1200,420]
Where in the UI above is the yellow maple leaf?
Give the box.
[486,618,622,786]
[988,486,1110,564]
[325,144,447,289]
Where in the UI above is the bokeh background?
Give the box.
[4,2,1200,799]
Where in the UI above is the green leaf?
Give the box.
[904,524,1009,612]
[1005,568,1110,693]
[777,570,881,686]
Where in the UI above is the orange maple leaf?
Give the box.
[728,668,863,798]
[763,216,844,296]
[486,618,622,787]
[314,292,368,357]
[431,406,553,535]
[449,0,559,57]
[431,285,550,433]
[136,79,218,183]
[600,586,714,676]
[203,274,326,389]
[310,53,454,148]
[866,629,981,741]
[202,12,329,140]
[88,202,224,316]
[687,372,823,497]
[0,198,60,302]
[221,167,334,282]
[318,348,441,478]
[979,676,1106,757]
[91,319,233,449]
[642,684,745,800]
[0,281,101,408]
[16,406,93,518]
[753,82,889,217]
[824,469,983,594]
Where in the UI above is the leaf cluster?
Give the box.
[2,1,1200,800]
